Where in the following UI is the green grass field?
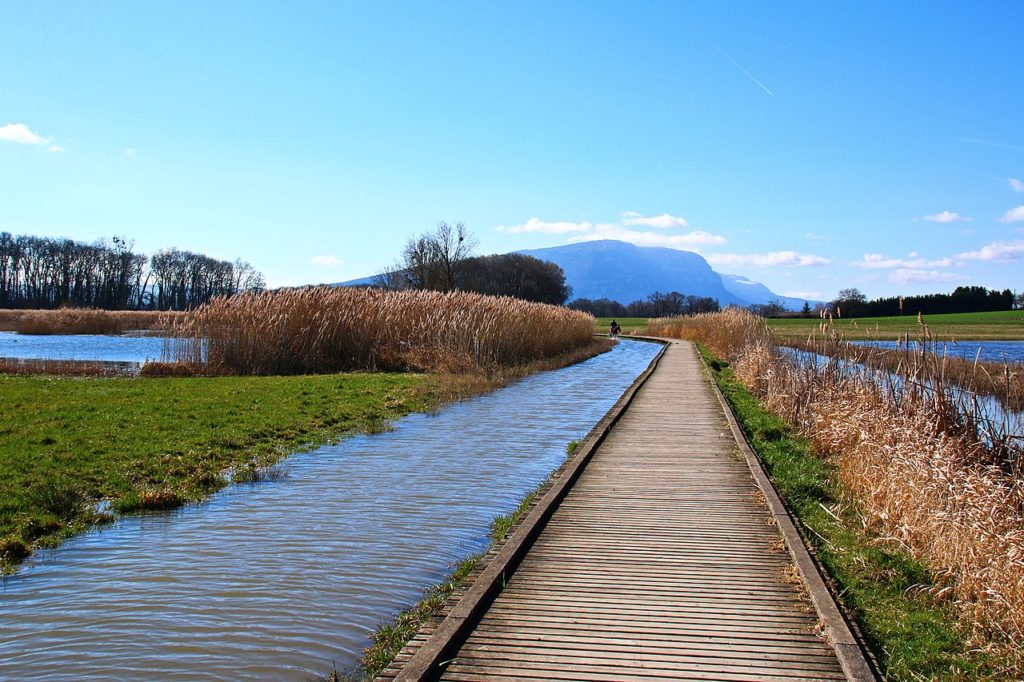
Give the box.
[768,309,1024,340]
[0,372,466,571]
[593,317,648,334]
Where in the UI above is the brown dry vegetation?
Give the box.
[162,286,595,375]
[0,358,138,377]
[783,334,1024,413]
[650,309,1024,667]
[0,308,182,335]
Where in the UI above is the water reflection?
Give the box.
[0,339,661,681]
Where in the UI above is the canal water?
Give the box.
[0,339,661,681]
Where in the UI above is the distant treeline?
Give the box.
[0,231,265,310]
[374,222,572,305]
[832,286,1016,318]
[568,291,721,318]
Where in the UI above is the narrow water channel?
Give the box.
[0,339,661,681]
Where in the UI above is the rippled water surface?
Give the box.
[0,339,660,681]
[0,332,165,364]
[850,339,1024,363]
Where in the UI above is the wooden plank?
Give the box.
[385,341,872,682]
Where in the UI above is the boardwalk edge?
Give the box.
[697,343,880,682]
[388,338,669,681]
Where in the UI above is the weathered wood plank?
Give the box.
[387,341,872,682]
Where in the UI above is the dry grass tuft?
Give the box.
[0,358,138,377]
[161,286,595,375]
[0,308,182,335]
[655,308,1024,665]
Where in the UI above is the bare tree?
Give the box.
[396,221,477,292]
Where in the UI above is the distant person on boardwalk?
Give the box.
[609,319,621,338]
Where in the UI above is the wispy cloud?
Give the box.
[922,210,972,223]
[496,218,594,234]
[852,252,953,269]
[568,225,726,250]
[804,232,831,242]
[123,148,137,157]
[714,46,774,96]
[0,122,50,146]
[1008,178,1024,193]
[621,211,690,229]
[999,205,1024,223]
[47,144,64,153]
[889,269,963,284]
[957,239,1024,262]
[954,137,1024,153]
[310,255,344,266]
[706,251,830,268]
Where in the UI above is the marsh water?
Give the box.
[0,339,661,681]
[0,331,166,364]
[849,339,1024,364]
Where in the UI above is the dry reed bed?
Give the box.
[0,358,139,377]
[650,309,1024,662]
[163,287,595,375]
[782,335,1023,412]
[0,308,183,335]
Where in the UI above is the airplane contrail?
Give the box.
[715,46,774,96]
[954,137,1024,152]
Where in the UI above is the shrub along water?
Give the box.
[162,286,595,375]
[650,309,1024,675]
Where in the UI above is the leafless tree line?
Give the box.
[0,231,264,310]
[569,291,721,318]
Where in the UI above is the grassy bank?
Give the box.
[0,339,610,573]
[700,345,1003,679]
[768,309,1024,340]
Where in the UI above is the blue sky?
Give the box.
[2,1,1022,301]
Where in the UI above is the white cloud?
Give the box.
[310,255,344,266]
[1008,178,1024,193]
[567,224,726,250]
[956,239,1024,262]
[784,290,823,300]
[888,269,963,284]
[804,232,831,242]
[852,253,953,269]
[706,251,831,268]
[123,147,137,157]
[47,144,64,153]
[0,122,50,145]
[620,211,690,229]
[496,218,594,234]
[999,205,1024,223]
[922,210,972,223]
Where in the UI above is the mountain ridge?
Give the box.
[335,240,815,310]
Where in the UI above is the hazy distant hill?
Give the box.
[719,273,814,310]
[516,240,818,308]
[337,240,812,310]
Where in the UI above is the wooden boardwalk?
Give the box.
[387,340,872,681]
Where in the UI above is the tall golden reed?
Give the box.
[164,286,595,375]
[0,308,182,335]
[652,309,1024,660]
